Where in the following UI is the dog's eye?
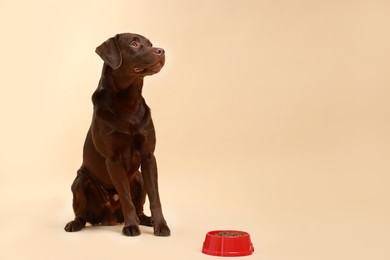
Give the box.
[129,41,139,48]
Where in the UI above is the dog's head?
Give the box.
[95,33,165,77]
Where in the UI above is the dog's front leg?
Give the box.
[141,153,171,236]
[106,158,140,236]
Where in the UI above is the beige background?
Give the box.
[0,0,389,259]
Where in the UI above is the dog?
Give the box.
[64,33,170,237]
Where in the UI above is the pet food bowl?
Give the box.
[202,230,254,257]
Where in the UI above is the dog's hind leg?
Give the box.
[64,169,89,232]
[131,170,152,227]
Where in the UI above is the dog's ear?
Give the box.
[95,34,122,70]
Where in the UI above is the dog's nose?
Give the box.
[154,48,165,55]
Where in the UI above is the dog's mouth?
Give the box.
[134,61,164,74]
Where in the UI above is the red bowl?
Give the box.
[202,230,254,257]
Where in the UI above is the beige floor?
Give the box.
[1,0,390,259]
[1,156,389,260]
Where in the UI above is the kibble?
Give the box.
[215,231,246,237]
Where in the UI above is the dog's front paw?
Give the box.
[154,222,170,237]
[122,225,141,236]
[64,218,85,232]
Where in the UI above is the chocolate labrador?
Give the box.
[64,33,170,236]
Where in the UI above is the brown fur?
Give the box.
[64,33,170,236]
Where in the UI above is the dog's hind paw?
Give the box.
[64,218,86,232]
[138,214,152,227]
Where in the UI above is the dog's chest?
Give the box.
[119,105,145,125]
[113,96,146,125]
